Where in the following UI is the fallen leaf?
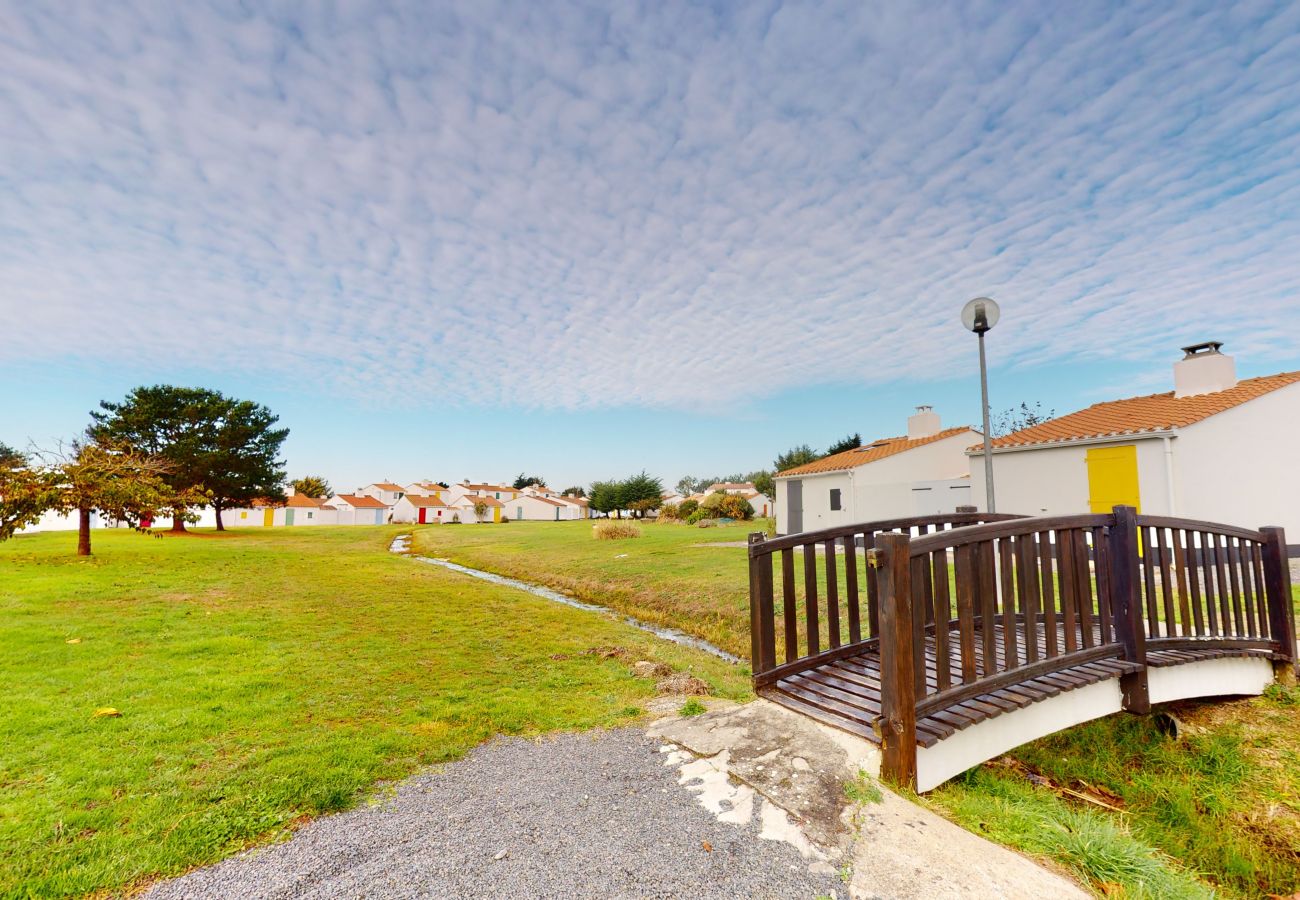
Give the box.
[701,840,713,852]
[93,708,122,718]
[65,638,81,644]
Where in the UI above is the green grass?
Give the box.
[414,521,1300,898]
[410,519,763,658]
[928,685,1300,898]
[0,526,749,897]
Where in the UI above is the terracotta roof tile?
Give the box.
[369,482,406,492]
[335,494,389,509]
[404,495,447,508]
[980,371,1300,451]
[285,493,325,508]
[454,495,503,508]
[777,426,976,477]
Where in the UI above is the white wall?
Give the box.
[1173,382,1300,540]
[967,381,1300,540]
[776,429,978,534]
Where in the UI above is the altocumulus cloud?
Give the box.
[2,1,1298,410]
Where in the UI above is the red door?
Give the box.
[418,508,427,524]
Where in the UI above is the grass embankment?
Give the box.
[411,519,760,658]
[0,526,747,897]
[416,521,1300,898]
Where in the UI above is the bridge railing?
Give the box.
[746,512,1027,687]
[748,507,1296,787]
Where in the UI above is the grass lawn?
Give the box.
[0,526,748,897]
[410,518,762,659]
[413,519,1300,899]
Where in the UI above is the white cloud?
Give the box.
[1,0,1298,411]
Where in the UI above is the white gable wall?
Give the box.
[1172,382,1300,540]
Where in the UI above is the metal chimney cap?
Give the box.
[1180,341,1224,358]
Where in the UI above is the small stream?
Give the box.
[389,534,741,664]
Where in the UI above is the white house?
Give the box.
[774,407,981,534]
[272,491,336,526]
[357,482,407,506]
[508,493,578,521]
[557,495,590,518]
[446,482,520,504]
[447,493,503,523]
[393,493,450,524]
[329,493,391,525]
[405,482,450,500]
[969,342,1300,549]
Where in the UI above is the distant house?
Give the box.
[557,495,590,519]
[660,490,686,507]
[447,493,503,523]
[393,493,449,524]
[224,499,279,528]
[446,482,520,504]
[357,482,407,506]
[774,407,980,534]
[328,493,391,525]
[698,481,774,518]
[274,491,335,526]
[970,342,1300,549]
[405,481,449,501]
[508,493,578,521]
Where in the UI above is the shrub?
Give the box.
[717,494,754,520]
[594,521,641,540]
[678,498,699,517]
[658,502,682,521]
[450,513,461,524]
[685,509,708,525]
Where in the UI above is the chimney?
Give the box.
[1173,341,1237,398]
[285,485,295,497]
[907,405,942,439]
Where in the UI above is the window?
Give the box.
[307,512,314,520]
[829,488,842,511]
[240,511,247,519]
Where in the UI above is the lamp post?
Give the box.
[961,297,1001,513]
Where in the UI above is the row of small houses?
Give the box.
[224,481,590,528]
[774,342,1300,552]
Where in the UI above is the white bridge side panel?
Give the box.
[1146,656,1273,705]
[915,680,1123,793]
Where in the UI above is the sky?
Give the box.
[2,0,1299,492]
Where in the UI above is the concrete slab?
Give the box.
[850,787,1089,900]
[649,698,880,851]
[650,699,1089,899]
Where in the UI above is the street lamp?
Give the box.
[961,297,1001,514]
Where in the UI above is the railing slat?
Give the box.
[1074,529,1096,650]
[1251,540,1270,641]
[1213,533,1232,637]
[844,535,861,645]
[999,537,1019,667]
[1140,526,1159,639]
[910,556,928,697]
[1057,529,1078,653]
[1227,537,1246,637]
[1092,525,1113,645]
[864,531,879,639]
[1157,527,1177,639]
[1188,532,1207,636]
[825,539,841,650]
[932,550,952,691]
[954,544,977,683]
[978,540,998,676]
[1016,533,1040,664]
[804,543,820,656]
[781,547,798,664]
[1038,533,1058,658]
[1172,528,1193,637]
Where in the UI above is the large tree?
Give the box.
[8,442,186,555]
[587,480,622,518]
[89,386,288,531]
[991,401,1055,437]
[825,433,862,456]
[513,473,546,490]
[774,444,820,473]
[291,475,332,499]
[0,444,58,540]
[620,471,663,519]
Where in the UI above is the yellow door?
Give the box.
[263,508,274,527]
[1086,445,1141,513]
[493,507,501,523]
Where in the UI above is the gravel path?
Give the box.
[146,729,840,900]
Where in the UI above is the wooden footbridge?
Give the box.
[747,507,1297,791]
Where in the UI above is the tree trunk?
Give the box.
[77,507,92,556]
[171,510,188,533]
[214,501,225,532]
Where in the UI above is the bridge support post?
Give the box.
[1110,505,1150,713]
[1260,526,1298,682]
[748,532,776,680]
[874,532,917,789]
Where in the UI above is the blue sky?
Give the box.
[2,1,1299,492]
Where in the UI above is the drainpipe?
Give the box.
[1163,435,1177,516]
